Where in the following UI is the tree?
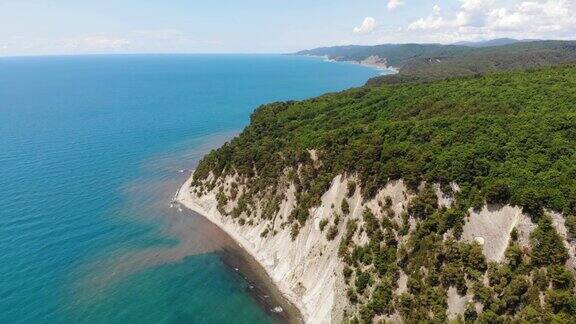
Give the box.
[505,242,523,269]
[530,214,569,267]
[362,208,381,240]
[355,270,372,293]
[359,303,375,323]
[477,309,499,323]
[519,188,545,219]
[545,289,575,314]
[548,265,574,290]
[516,305,542,323]
[347,180,357,198]
[485,180,511,205]
[347,288,358,304]
[408,184,438,219]
[343,266,353,280]
[442,208,466,237]
[532,268,548,291]
[501,276,530,310]
[462,242,487,273]
[371,282,394,315]
[464,302,478,323]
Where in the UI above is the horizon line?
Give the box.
[0,52,295,59]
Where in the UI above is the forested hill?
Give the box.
[193,65,576,322]
[296,40,576,84]
[296,43,469,67]
[195,63,576,234]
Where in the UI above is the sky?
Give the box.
[0,0,574,56]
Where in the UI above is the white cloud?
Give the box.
[488,0,575,33]
[406,0,576,42]
[455,0,493,27]
[0,29,200,56]
[387,0,405,10]
[353,17,376,35]
[408,5,446,31]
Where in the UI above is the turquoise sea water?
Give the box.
[0,54,382,323]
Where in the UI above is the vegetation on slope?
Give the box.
[339,186,574,323]
[373,41,576,85]
[296,43,470,67]
[192,65,576,321]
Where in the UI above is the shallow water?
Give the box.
[0,54,384,323]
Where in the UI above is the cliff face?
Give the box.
[177,172,420,322]
[178,174,352,323]
[358,56,389,69]
[178,170,575,323]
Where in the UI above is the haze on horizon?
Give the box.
[1,0,574,56]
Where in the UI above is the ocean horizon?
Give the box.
[0,54,386,323]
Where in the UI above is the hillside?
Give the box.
[186,65,576,322]
[296,43,469,68]
[296,40,576,85]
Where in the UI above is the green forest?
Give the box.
[383,41,576,84]
[195,64,576,219]
[193,64,576,322]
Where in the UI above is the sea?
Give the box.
[0,54,385,323]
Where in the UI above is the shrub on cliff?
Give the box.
[319,218,328,231]
[355,270,372,293]
[326,225,338,241]
[341,199,350,215]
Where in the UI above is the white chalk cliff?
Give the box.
[177,172,575,323]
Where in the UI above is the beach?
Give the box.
[176,171,374,324]
[176,173,310,323]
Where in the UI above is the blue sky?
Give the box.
[1,0,574,56]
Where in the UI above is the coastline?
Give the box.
[173,166,576,323]
[176,173,310,323]
[301,54,399,74]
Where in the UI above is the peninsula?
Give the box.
[178,40,576,323]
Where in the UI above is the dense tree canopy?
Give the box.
[195,65,576,219]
